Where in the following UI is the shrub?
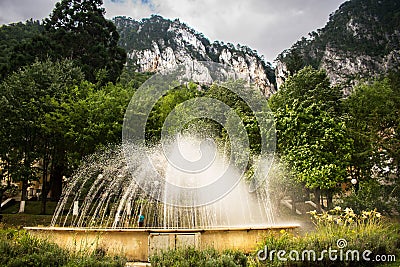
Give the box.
[150,247,248,267]
[254,208,400,267]
[338,179,399,215]
[0,228,68,266]
[0,227,126,267]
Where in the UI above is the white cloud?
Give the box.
[0,0,346,62]
[0,0,56,24]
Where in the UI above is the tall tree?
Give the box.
[344,74,400,212]
[0,20,44,80]
[43,0,126,83]
[0,60,84,213]
[269,67,352,210]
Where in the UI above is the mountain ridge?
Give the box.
[2,0,399,97]
[114,15,276,97]
[275,0,400,93]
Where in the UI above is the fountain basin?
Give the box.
[25,225,299,261]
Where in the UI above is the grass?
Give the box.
[253,207,400,267]
[150,247,248,267]
[0,225,127,267]
[1,200,58,227]
[2,200,58,214]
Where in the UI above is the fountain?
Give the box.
[25,62,299,261]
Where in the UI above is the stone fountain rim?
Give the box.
[24,224,300,233]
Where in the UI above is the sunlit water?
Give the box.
[51,135,275,229]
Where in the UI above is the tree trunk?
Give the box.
[19,180,28,213]
[0,190,3,222]
[315,188,321,212]
[50,145,65,202]
[326,191,333,210]
[40,157,48,215]
[50,163,64,201]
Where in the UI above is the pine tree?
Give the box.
[44,0,126,83]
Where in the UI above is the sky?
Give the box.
[0,0,347,62]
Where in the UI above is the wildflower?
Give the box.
[362,211,371,217]
[375,212,381,218]
[347,218,354,223]
[280,229,286,234]
[344,207,356,218]
[308,210,317,216]
[344,207,354,214]
[333,206,342,212]
[336,218,343,224]
[327,215,333,222]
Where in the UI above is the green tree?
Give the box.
[269,67,352,210]
[43,0,126,83]
[38,77,140,210]
[343,75,400,213]
[6,0,126,84]
[0,20,44,80]
[205,80,263,154]
[144,84,202,143]
[0,60,84,213]
[62,82,135,159]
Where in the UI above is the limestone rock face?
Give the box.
[114,16,275,97]
[274,0,400,94]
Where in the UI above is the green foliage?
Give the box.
[0,59,146,202]
[61,82,135,159]
[269,67,352,190]
[0,59,84,188]
[343,74,400,213]
[270,67,342,114]
[0,227,126,266]
[0,20,44,80]
[4,0,126,84]
[150,247,248,267]
[255,208,400,266]
[205,80,263,154]
[43,0,126,83]
[277,103,351,189]
[338,179,399,215]
[145,84,203,143]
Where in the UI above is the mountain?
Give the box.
[3,0,399,97]
[113,15,276,97]
[275,0,400,94]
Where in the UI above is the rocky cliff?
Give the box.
[114,15,276,97]
[275,0,400,94]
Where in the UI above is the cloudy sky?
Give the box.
[0,0,347,62]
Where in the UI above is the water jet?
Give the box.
[25,138,299,261]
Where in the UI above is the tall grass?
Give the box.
[150,247,248,267]
[253,208,400,267]
[0,225,126,267]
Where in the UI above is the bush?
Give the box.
[254,208,400,267]
[339,179,399,215]
[150,247,248,267]
[0,228,68,266]
[0,227,126,267]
